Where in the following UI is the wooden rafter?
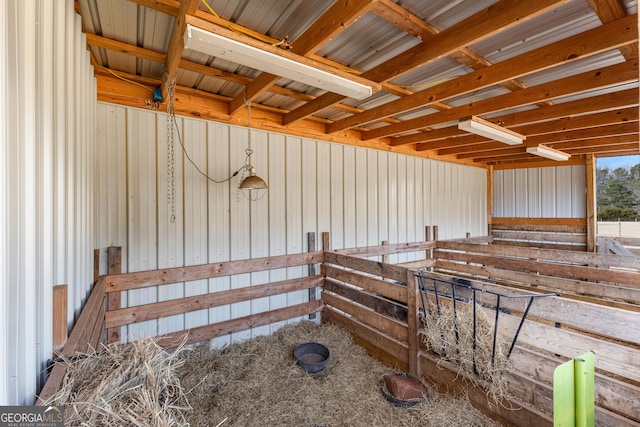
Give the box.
[364,60,638,140]
[283,0,568,126]
[161,0,200,101]
[80,0,639,167]
[227,0,376,116]
[327,14,637,134]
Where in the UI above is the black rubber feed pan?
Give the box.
[294,342,330,374]
[380,373,430,408]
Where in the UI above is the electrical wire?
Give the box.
[170,110,246,184]
[200,0,285,46]
[100,65,155,94]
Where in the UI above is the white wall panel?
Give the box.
[267,133,288,334]
[355,147,368,248]
[126,109,159,338]
[494,165,586,218]
[1,0,96,404]
[207,123,231,347]
[95,104,489,345]
[366,150,379,246]
[0,1,8,405]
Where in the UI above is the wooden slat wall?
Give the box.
[429,242,640,425]
[37,236,640,425]
[490,217,588,250]
[321,241,640,426]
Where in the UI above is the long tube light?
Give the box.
[458,116,525,145]
[183,24,373,100]
[526,145,571,161]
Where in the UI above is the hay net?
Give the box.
[415,270,556,387]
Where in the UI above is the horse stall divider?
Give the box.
[38,278,107,404]
[106,246,122,344]
[37,229,640,425]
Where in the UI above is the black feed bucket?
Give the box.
[294,342,330,374]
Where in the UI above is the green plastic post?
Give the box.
[574,353,595,427]
[553,352,595,427]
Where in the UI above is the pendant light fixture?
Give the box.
[238,98,268,200]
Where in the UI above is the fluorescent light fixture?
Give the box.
[526,145,571,161]
[183,24,373,99]
[458,116,525,145]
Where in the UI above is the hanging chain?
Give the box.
[166,80,176,223]
[245,93,253,163]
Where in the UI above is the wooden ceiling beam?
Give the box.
[564,143,640,155]
[283,0,567,126]
[412,107,638,153]
[588,0,636,59]
[439,107,638,155]
[85,33,167,63]
[351,14,637,138]
[398,89,638,147]
[444,122,639,157]
[364,59,638,140]
[161,0,199,101]
[455,136,638,161]
[128,0,180,17]
[227,0,376,116]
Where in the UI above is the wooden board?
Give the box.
[105,252,324,292]
[107,276,322,328]
[155,300,323,349]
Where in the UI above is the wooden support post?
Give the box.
[322,232,330,252]
[320,232,330,323]
[308,232,317,320]
[381,240,389,264]
[107,246,122,344]
[406,269,420,377]
[425,226,433,267]
[586,154,596,252]
[52,285,68,355]
[93,249,100,283]
[487,166,494,236]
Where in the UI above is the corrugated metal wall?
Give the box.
[0,0,96,405]
[95,103,488,345]
[493,165,586,217]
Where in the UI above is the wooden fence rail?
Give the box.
[37,230,640,426]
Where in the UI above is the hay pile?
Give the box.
[421,302,511,401]
[47,338,190,426]
[180,321,500,426]
[48,321,501,426]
